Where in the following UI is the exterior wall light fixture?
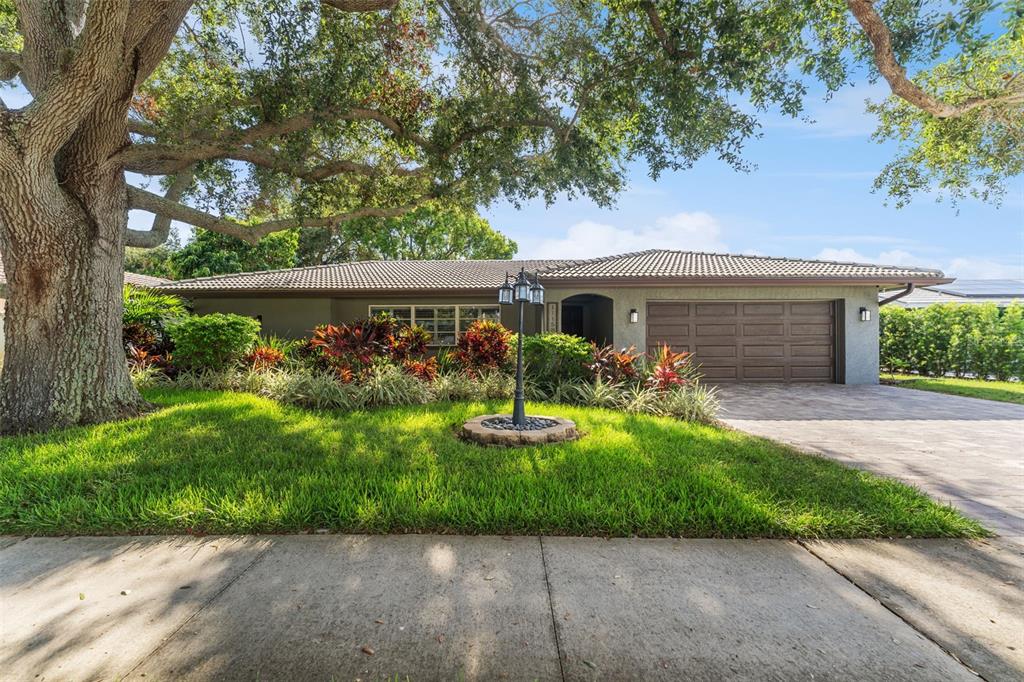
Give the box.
[859,307,871,322]
[629,308,639,324]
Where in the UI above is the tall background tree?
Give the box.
[0,0,1018,432]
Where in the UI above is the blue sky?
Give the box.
[483,78,1024,278]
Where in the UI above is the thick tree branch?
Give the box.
[847,0,1023,118]
[21,0,129,158]
[0,50,20,81]
[125,169,195,248]
[127,185,437,244]
[119,105,438,173]
[129,1,194,87]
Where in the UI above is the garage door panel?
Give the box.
[790,302,833,316]
[742,323,785,337]
[695,303,737,316]
[696,324,737,336]
[742,303,785,316]
[647,300,835,383]
[791,344,832,357]
[701,366,738,380]
[743,345,785,358]
[647,303,689,319]
[648,324,689,337]
[791,365,833,379]
[791,323,833,336]
[742,366,785,380]
[696,345,738,358]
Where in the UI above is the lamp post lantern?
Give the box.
[500,268,543,426]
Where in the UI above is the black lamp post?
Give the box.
[500,268,544,426]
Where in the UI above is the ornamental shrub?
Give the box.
[589,344,642,384]
[645,344,697,391]
[168,313,261,370]
[454,320,513,372]
[522,332,593,389]
[879,302,1024,380]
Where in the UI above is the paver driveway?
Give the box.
[718,384,1024,542]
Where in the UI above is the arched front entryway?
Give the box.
[561,294,614,346]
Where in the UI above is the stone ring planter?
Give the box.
[462,414,579,446]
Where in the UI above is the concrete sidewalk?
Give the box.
[1,535,1021,681]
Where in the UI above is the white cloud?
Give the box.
[766,81,889,139]
[816,247,1022,279]
[522,212,728,259]
[946,257,1024,279]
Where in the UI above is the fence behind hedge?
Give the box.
[879,302,1024,380]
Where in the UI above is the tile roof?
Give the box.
[535,250,948,281]
[157,249,950,294]
[159,259,571,292]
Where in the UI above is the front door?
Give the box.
[562,304,584,337]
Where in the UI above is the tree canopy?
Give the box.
[4,0,1014,251]
[296,204,516,265]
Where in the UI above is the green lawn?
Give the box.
[882,373,1024,405]
[0,389,984,538]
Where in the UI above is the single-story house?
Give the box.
[157,249,950,385]
[0,261,168,351]
[877,279,1023,309]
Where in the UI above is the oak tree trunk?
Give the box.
[0,73,147,433]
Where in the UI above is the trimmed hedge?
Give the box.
[168,313,261,371]
[880,303,1024,380]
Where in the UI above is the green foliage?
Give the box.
[454,320,513,372]
[124,230,181,279]
[869,30,1023,207]
[296,204,517,265]
[588,344,642,384]
[170,229,298,279]
[357,363,433,407]
[168,313,261,370]
[523,333,595,390]
[0,390,985,537]
[112,0,1010,240]
[122,285,187,329]
[880,303,1024,380]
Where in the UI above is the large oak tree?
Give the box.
[0,0,1018,432]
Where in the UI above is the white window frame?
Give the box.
[368,304,501,346]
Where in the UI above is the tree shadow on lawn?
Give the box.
[0,390,984,538]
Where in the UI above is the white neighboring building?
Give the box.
[880,279,1024,309]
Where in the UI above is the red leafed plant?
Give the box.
[589,344,641,383]
[455,320,512,372]
[390,325,431,361]
[246,345,285,371]
[402,357,438,381]
[645,344,695,391]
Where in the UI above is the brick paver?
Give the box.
[719,384,1024,542]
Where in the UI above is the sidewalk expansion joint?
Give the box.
[124,540,275,677]
[796,539,986,681]
[538,536,567,682]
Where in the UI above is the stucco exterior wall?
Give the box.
[190,293,542,340]
[543,285,880,384]
[186,285,879,383]
[190,297,332,338]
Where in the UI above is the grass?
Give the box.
[0,389,985,539]
[882,373,1024,405]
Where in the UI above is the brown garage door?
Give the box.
[646,301,836,382]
